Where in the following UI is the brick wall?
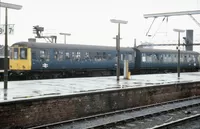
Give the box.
[0,81,200,128]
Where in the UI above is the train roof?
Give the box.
[12,42,133,51]
[136,47,199,54]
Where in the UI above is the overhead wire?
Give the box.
[152,17,166,39]
[145,17,156,36]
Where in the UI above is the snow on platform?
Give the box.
[0,72,200,102]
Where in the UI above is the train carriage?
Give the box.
[9,42,135,79]
[7,41,200,80]
[134,48,200,73]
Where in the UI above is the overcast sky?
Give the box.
[1,0,200,51]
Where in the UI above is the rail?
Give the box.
[29,96,200,129]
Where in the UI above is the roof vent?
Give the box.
[28,38,36,43]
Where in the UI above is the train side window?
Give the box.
[40,50,45,61]
[77,52,81,58]
[65,52,70,60]
[184,55,187,63]
[20,48,27,59]
[159,55,163,63]
[54,50,58,60]
[14,48,18,59]
[58,51,64,61]
[85,52,89,59]
[103,52,106,59]
[142,53,146,62]
[192,55,195,62]
[128,54,133,61]
[40,50,50,61]
[108,54,112,60]
[40,50,45,58]
[72,52,75,59]
[46,50,50,61]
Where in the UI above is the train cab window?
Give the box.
[20,48,27,59]
[14,48,18,59]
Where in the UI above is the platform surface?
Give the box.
[0,72,199,102]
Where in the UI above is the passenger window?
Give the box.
[72,52,75,59]
[128,54,133,61]
[65,52,70,60]
[142,53,146,62]
[103,52,106,59]
[54,50,58,60]
[108,54,112,60]
[14,48,18,59]
[40,50,50,61]
[58,51,64,61]
[77,52,81,58]
[85,52,89,59]
[40,50,45,58]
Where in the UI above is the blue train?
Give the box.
[8,41,200,79]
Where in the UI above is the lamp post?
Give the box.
[59,33,71,44]
[173,29,185,79]
[110,19,128,81]
[0,2,22,89]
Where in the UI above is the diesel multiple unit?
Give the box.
[5,41,200,80]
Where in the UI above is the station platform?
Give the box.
[0,72,200,102]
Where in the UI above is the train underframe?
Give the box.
[8,69,116,80]
[4,67,200,81]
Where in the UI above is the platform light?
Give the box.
[59,33,71,44]
[110,19,128,81]
[173,29,185,33]
[0,2,22,89]
[110,19,128,24]
[0,2,22,10]
[173,29,185,79]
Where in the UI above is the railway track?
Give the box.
[29,96,200,129]
[152,114,200,129]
